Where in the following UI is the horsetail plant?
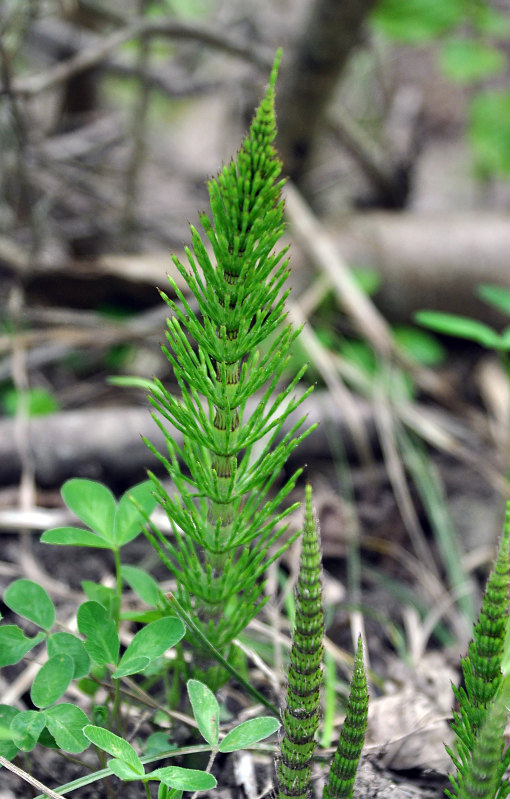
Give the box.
[452,687,510,799]
[142,52,314,660]
[323,637,368,799]
[277,484,324,799]
[446,503,510,799]
[276,485,368,799]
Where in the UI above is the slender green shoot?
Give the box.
[323,636,368,799]
[446,504,510,799]
[277,484,324,799]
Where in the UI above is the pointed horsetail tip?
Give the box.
[270,48,283,90]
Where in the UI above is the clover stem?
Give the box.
[113,548,122,629]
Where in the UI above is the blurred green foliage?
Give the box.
[372,0,466,43]
[469,91,510,178]
[372,0,510,180]
[1,387,59,417]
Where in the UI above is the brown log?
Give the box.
[332,211,510,325]
[2,211,509,325]
[0,393,375,488]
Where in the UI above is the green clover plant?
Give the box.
[0,569,279,796]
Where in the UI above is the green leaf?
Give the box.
[121,609,164,623]
[502,327,510,348]
[0,626,45,666]
[43,704,89,753]
[77,662,106,697]
[219,717,280,752]
[108,375,159,392]
[81,582,119,618]
[372,0,464,43]
[4,579,56,630]
[440,39,505,83]
[469,90,510,178]
[121,564,161,607]
[41,527,111,549]
[147,767,217,791]
[37,727,59,749]
[477,284,510,317]
[339,339,376,377]
[113,657,149,678]
[112,481,157,547]
[0,705,20,760]
[392,325,446,366]
[31,655,74,709]
[47,632,91,679]
[92,705,109,726]
[113,617,185,677]
[83,726,144,776]
[10,710,46,751]
[77,601,119,666]
[76,677,100,696]
[144,732,174,756]
[109,759,145,781]
[2,387,59,417]
[61,479,116,539]
[415,310,502,348]
[472,7,510,36]
[186,679,219,747]
[352,268,381,297]
[158,784,182,799]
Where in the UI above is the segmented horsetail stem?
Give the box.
[451,691,509,799]
[277,483,324,799]
[323,636,368,799]
[205,53,282,559]
[447,503,510,799]
[465,504,510,721]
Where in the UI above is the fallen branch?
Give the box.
[28,18,229,99]
[284,182,452,405]
[3,16,271,98]
[0,394,375,487]
[285,182,394,355]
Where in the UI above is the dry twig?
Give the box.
[2,16,272,98]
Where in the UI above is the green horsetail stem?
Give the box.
[323,636,368,799]
[277,484,324,799]
[143,52,314,654]
[446,504,510,799]
[455,685,510,799]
